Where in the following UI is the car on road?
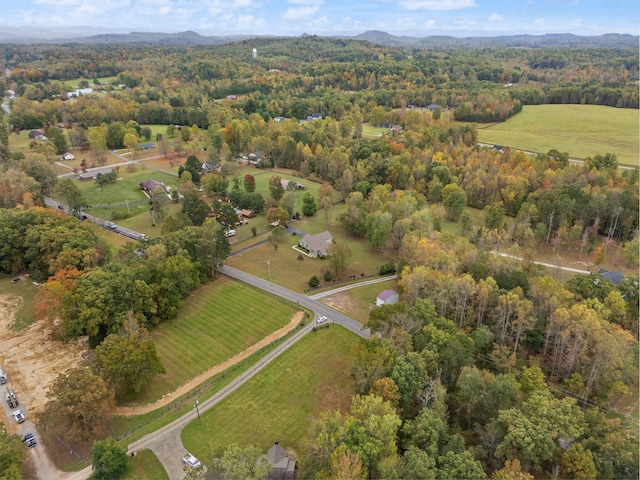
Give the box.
[22,433,37,447]
[106,221,117,229]
[12,410,25,423]
[182,452,201,468]
[317,315,328,324]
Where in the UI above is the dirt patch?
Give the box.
[321,292,360,316]
[114,310,305,417]
[0,294,86,427]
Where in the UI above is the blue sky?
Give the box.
[3,0,639,37]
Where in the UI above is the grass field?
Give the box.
[477,104,639,167]
[124,449,168,480]
[181,325,359,461]
[138,276,300,403]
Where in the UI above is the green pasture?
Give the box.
[477,104,639,167]
[139,276,300,404]
[124,450,168,480]
[322,279,400,324]
[362,124,391,137]
[61,76,117,87]
[182,325,359,460]
[227,203,395,292]
[0,275,38,330]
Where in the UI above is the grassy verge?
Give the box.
[477,104,639,167]
[124,449,169,480]
[136,276,299,404]
[182,325,359,461]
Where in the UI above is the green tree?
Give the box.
[302,191,318,216]
[91,437,128,480]
[123,131,139,157]
[366,211,393,252]
[0,423,26,480]
[45,367,114,441]
[87,126,107,165]
[269,174,284,201]
[437,450,487,480]
[197,219,231,278]
[326,240,351,276]
[485,201,505,230]
[442,183,467,221]
[55,178,89,216]
[560,444,597,480]
[94,326,165,395]
[45,126,70,155]
[150,186,169,224]
[209,443,271,480]
[182,192,211,226]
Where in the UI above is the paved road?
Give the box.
[309,275,398,300]
[58,266,370,480]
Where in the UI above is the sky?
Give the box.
[3,0,639,37]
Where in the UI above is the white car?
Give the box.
[225,229,236,237]
[183,452,201,468]
[12,410,25,423]
[317,316,328,324]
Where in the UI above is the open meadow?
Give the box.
[477,104,639,167]
[181,325,359,460]
[320,279,400,324]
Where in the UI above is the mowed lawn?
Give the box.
[142,276,300,403]
[321,279,400,324]
[477,104,639,167]
[181,325,359,460]
[123,450,168,480]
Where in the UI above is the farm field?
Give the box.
[139,276,300,404]
[181,325,359,461]
[477,104,639,167]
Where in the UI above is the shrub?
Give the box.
[308,275,320,288]
[323,270,334,282]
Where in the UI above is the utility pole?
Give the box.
[194,400,201,424]
[266,259,271,280]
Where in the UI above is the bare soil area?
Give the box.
[0,294,86,431]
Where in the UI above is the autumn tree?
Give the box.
[209,443,270,480]
[55,178,89,216]
[442,183,467,221]
[45,367,114,441]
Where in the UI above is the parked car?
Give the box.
[5,392,15,408]
[9,389,18,406]
[12,410,25,423]
[317,316,328,324]
[182,452,201,468]
[0,368,7,384]
[22,433,37,447]
[225,229,236,238]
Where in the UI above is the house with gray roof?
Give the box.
[140,179,169,196]
[299,231,333,258]
[597,269,625,285]
[265,442,296,480]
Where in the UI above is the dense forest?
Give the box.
[0,36,638,479]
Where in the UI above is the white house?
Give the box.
[376,289,399,306]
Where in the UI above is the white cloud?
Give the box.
[282,6,320,19]
[288,0,322,4]
[399,0,477,11]
[424,18,436,27]
[534,18,545,25]
[489,12,503,21]
[34,0,80,5]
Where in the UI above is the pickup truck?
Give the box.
[182,453,201,468]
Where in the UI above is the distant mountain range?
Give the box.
[0,27,637,48]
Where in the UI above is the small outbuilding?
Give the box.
[140,179,169,195]
[376,289,399,306]
[61,152,75,161]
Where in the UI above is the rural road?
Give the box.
[57,266,370,480]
